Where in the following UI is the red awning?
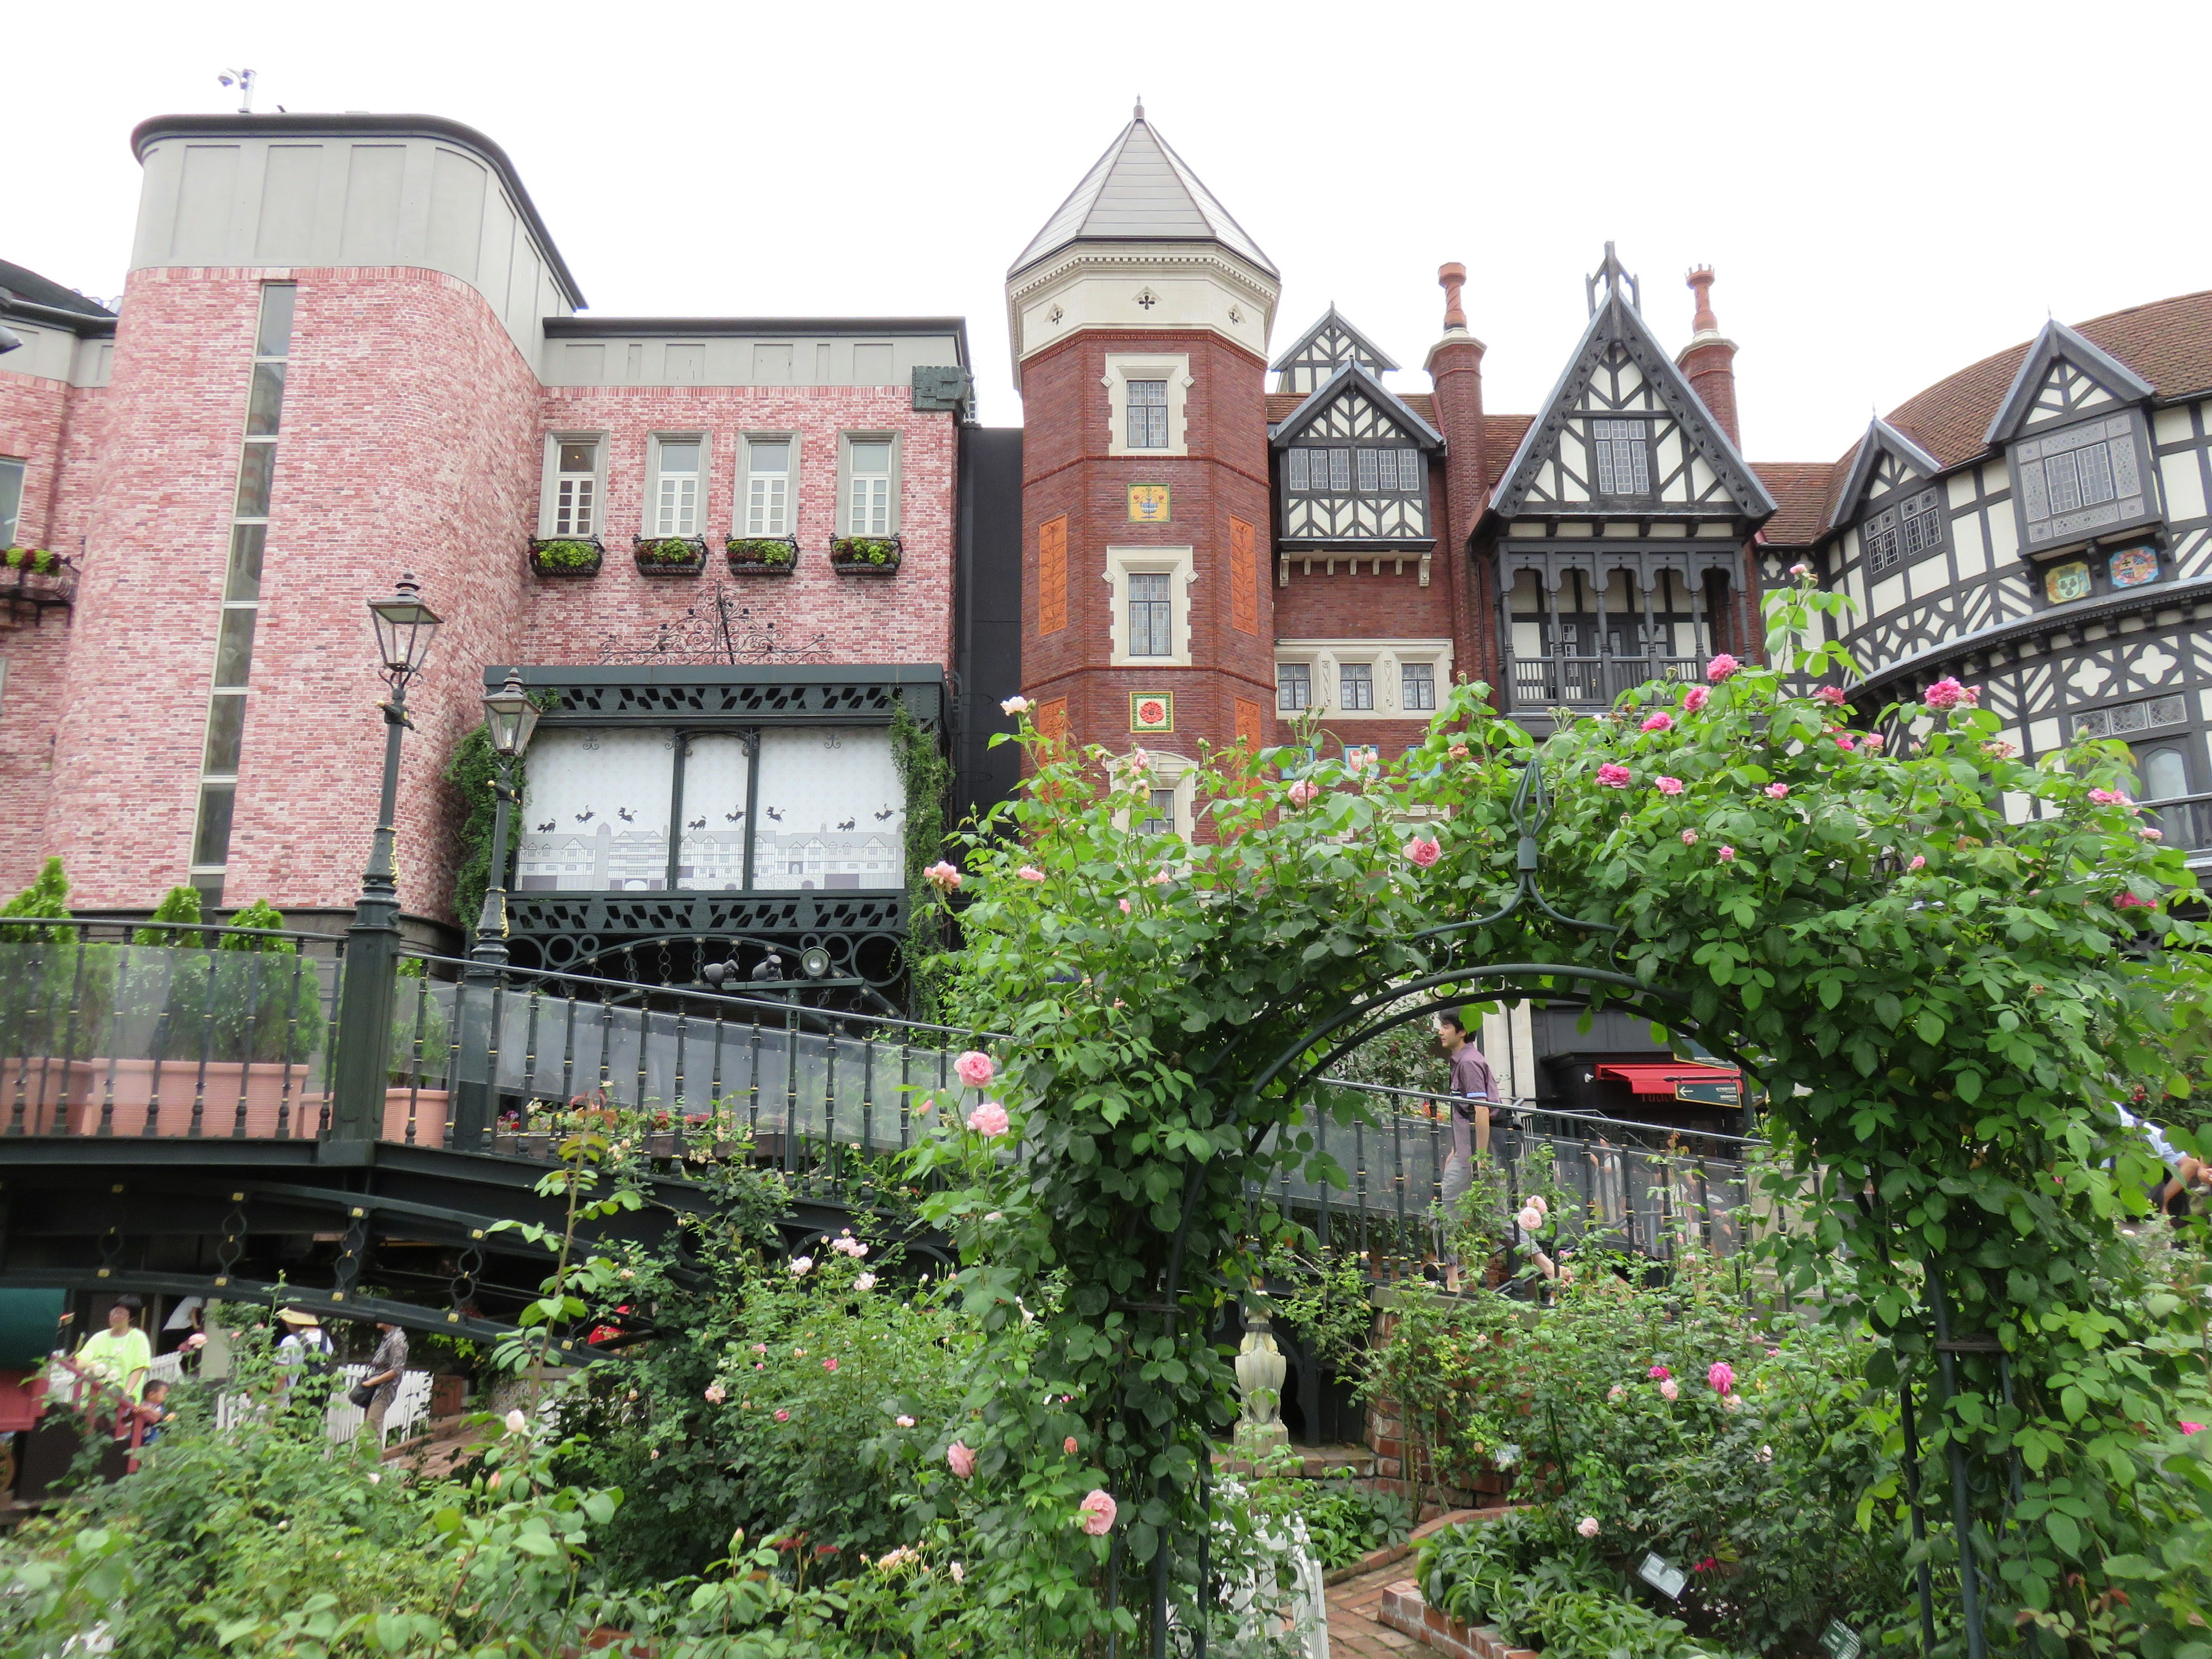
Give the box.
[1594,1062,1739,1098]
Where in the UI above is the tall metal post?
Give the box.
[331,685,411,1141]
[1930,1271,1989,1659]
[452,752,520,1150]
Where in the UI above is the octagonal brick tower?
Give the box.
[1006,104,1279,834]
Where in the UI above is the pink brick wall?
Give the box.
[513,386,956,670]
[19,263,959,927]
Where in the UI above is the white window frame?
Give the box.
[1274,638,1453,721]
[837,431,902,537]
[738,433,799,538]
[644,433,709,538]
[1109,750,1197,840]
[1104,354,1192,458]
[1105,545,1196,668]
[0,457,24,548]
[539,431,608,539]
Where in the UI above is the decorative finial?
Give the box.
[1686,265,1719,336]
[1134,96,1145,119]
[1585,242,1640,318]
[1438,262,1467,332]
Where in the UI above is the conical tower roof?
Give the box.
[1010,103,1276,279]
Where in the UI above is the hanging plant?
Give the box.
[830,535,903,573]
[528,539,603,577]
[633,536,706,574]
[726,536,798,573]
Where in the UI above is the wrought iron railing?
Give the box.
[1506,653,1707,711]
[2142,791,2212,854]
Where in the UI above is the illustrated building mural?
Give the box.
[5,100,2212,1035]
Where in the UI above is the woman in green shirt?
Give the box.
[74,1296,153,1402]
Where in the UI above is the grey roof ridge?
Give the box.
[1269,362,1444,449]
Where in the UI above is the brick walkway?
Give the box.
[1327,1560,1424,1657]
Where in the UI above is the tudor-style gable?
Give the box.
[1490,250,1775,525]
[1271,306,1399,396]
[1272,363,1442,546]
[1982,319,2162,558]
[1984,319,2156,445]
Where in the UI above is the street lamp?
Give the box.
[470,669,540,965]
[331,574,441,1145]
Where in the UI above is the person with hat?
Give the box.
[274,1307,334,1397]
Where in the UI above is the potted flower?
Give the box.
[726,536,800,575]
[633,536,707,576]
[3,547,74,601]
[528,537,603,577]
[829,535,903,574]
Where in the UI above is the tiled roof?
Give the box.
[1482,415,1535,484]
[1010,112,1275,278]
[1813,289,2212,532]
[1749,463,1832,547]
[0,259,113,319]
[1265,391,1436,422]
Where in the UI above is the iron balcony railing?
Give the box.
[0,929,1762,1263]
[1505,653,1709,711]
[2142,791,2212,855]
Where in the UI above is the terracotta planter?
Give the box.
[60,1058,327,1139]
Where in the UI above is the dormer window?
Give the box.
[1591,419,1650,497]
[2012,411,2154,552]
[1864,487,1944,574]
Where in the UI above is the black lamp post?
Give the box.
[330,574,442,1146]
[470,670,540,965]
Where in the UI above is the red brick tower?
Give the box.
[1007,104,1279,832]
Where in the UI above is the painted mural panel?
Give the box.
[749,728,904,891]
[516,730,676,892]
[677,734,752,892]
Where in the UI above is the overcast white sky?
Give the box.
[9,0,2209,466]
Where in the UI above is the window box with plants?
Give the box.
[3,547,76,602]
[528,537,604,577]
[725,536,800,575]
[829,534,902,574]
[633,536,707,576]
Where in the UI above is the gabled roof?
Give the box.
[1488,291,1777,519]
[1270,363,1444,449]
[0,259,115,321]
[1983,317,2156,446]
[1270,305,1397,374]
[1828,417,1944,521]
[1009,107,1276,278]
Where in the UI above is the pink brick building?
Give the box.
[0,112,1014,993]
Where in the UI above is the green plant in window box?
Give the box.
[528,539,603,576]
[725,536,798,572]
[830,535,902,571]
[632,536,704,572]
[3,547,64,576]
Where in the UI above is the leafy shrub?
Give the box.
[530,538,600,570]
[1251,1469,1410,1570]
[727,536,797,567]
[636,536,701,565]
[831,536,900,567]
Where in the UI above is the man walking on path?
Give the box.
[74,1297,153,1403]
[360,1320,408,1449]
[1437,1012,1500,1290]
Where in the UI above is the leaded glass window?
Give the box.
[1277,662,1310,711]
[1128,571,1172,657]
[1286,449,1309,491]
[1329,449,1351,491]
[1592,419,1650,497]
[1339,662,1374,710]
[2014,413,2149,550]
[1357,449,1380,491]
[1127,380,1169,449]
[1402,662,1436,710]
[1140,788,1176,835]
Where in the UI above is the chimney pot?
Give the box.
[1438,262,1468,332]
[1686,265,1719,336]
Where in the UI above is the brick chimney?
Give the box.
[1425,262,1495,691]
[1676,265,1741,448]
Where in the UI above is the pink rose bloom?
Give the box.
[2183,1422,2206,1435]
[1641,712,1675,733]
[1766,783,1789,799]
[704,1383,726,1403]
[1717,845,1736,862]
[923,861,963,892]
[1596,763,1631,789]
[1656,776,1684,796]
[1448,743,1470,760]
[1683,686,1709,713]
[1150,869,1173,885]
[1001,695,1031,716]
[823,1358,839,1372]
[2116,892,2153,910]
[754,1343,768,1354]
[1078,1490,1118,1536]
[1648,1366,1671,1380]
[1708,1362,1734,1396]
[2088,787,2131,806]
[1287,780,1320,807]
[1835,733,1856,751]
[1607,1384,1626,1403]
[1706,654,1740,684]
[1118,899,1132,914]
[947,1441,976,1479]
[775,1408,791,1422]
[955,1050,995,1087]
[1017,865,1046,882]
[1681,828,1699,846]
[897,1415,916,1427]
[1404,835,1442,868]
[1660,1378,1680,1401]
[1861,732,1885,751]
[1577,1516,1601,1539]
[1908,854,1926,870]
[1065,1436,1080,1455]
[2142,827,2164,840]
[967,1101,1010,1137]
[1816,685,1846,706]
[1923,677,1966,711]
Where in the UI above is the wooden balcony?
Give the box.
[1505,653,1708,712]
